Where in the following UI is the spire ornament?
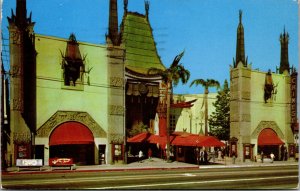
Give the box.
[124,0,128,13]
[234,10,247,68]
[145,1,150,19]
[279,27,290,74]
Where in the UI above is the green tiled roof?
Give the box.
[121,13,165,75]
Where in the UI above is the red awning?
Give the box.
[49,122,94,146]
[197,136,226,147]
[258,128,284,146]
[171,134,225,147]
[171,99,197,108]
[147,134,175,149]
[127,132,150,143]
[171,134,198,147]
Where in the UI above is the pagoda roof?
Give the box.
[120,12,165,75]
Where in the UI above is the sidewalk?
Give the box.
[3,157,298,175]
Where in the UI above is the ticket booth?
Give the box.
[243,144,254,161]
[229,137,238,157]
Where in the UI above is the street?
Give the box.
[2,165,298,189]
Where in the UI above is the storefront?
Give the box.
[49,122,95,165]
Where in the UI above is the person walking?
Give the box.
[200,149,204,164]
[139,150,143,163]
[270,152,275,163]
[261,151,264,163]
[148,148,152,160]
[217,149,222,161]
[232,151,236,164]
[204,150,208,164]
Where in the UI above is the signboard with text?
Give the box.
[16,159,43,167]
[291,73,297,133]
[49,158,73,166]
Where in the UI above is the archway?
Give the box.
[49,121,95,165]
[257,128,284,160]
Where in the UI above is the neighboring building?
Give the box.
[229,11,298,162]
[171,94,217,135]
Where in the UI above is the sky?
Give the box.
[1,0,299,94]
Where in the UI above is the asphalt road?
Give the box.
[2,165,298,190]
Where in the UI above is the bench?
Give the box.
[16,159,43,172]
[49,158,76,170]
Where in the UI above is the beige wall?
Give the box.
[35,34,109,163]
[249,70,293,153]
[172,93,217,134]
[230,64,294,160]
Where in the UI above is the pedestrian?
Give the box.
[139,150,143,163]
[270,152,275,163]
[284,149,288,161]
[196,148,200,165]
[200,149,204,164]
[232,151,236,164]
[261,151,264,163]
[280,145,284,161]
[170,151,174,161]
[211,149,216,163]
[204,150,208,164]
[148,148,152,160]
[218,149,222,161]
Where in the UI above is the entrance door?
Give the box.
[50,144,94,165]
[99,145,106,165]
[49,121,95,165]
[35,145,44,165]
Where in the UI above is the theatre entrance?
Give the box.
[49,121,95,165]
[50,144,94,165]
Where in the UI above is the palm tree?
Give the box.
[148,51,190,162]
[190,79,220,136]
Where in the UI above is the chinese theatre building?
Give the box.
[230,11,298,162]
[6,0,167,166]
[105,0,167,163]
[8,0,110,165]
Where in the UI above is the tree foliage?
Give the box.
[208,79,230,141]
[147,51,190,86]
[190,78,220,136]
[147,51,190,162]
[127,122,148,137]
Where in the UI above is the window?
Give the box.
[169,115,176,132]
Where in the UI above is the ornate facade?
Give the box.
[230,11,298,162]
[5,0,168,166]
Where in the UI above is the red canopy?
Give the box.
[171,134,199,146]
[197,136,226,147]
[148,134,175,149]
[171,99,197,108]
[126,131,225,148]
[127,132,150,143]
[258,128,284,146]
[49,122,94,146]
[171,134,225,147]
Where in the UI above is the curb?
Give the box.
[2,166,199,176]
[2,162,298,176]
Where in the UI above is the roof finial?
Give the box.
[279,27,290,74]
[145,1,150,18]
[108,0,119,45]
[239,10,242,23]
[124,0,128,13]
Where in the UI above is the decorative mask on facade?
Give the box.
[61,34,85,86]
[264,69,278,103]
